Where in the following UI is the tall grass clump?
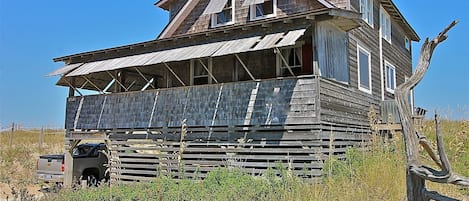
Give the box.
[0,129,64,186]
[318,135,407,201]
[39,120,469,200]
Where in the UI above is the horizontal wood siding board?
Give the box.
[319,78,379,125]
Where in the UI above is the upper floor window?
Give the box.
[357,45,372,94]
[360,0,373,27]
[249,0,277,21]
[405,36,411,50]
[211,0,235,27]
[385,61,396,93]
[276,46,302,77]
[380,7,391,43]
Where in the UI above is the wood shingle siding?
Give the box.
[65,77,319,130]
[172,0,327,36]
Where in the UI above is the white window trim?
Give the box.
[384,61,396,93]
[275,45,302,77]
[357,45,372,94]
[404,36,411,51]
[190,58,212,85]
[380,6,392,44]
[360,0,373,27]
[249,0,277,21]
[211,0,235,28]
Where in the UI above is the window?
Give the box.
[357,45,372,93]
[405,37,411,50]
[360,0,373,26]
[250,0,276,20]
[277,47,302,77]
[380,7,391,43]
[385,61,396,93]
[211,0,234,27]
[191,59,210,85]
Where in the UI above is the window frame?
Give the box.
[211,0,235,28]
[360,0,374,27]
[384,61,396,93]
[357,44,372,94]
[276,46,303,77]
[404,36,411,51]
[190,58,212,85]
[249,0,277,21]
[380,6,392,43]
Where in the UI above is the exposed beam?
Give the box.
[198,58,218,84]
[163,62,186,86]
[63,77,83,96]
[106,71,128,92]
[83,76,105,94]
[135,67,156,91]
[275,47,296,77]
[234,54,256,81]
[134,67,156,89]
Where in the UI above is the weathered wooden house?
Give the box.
[49,0,419,184]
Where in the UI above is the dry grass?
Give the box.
[1,120,468,201]
[0,129,64,199]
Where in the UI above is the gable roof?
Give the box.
[380,0,419,41]
[157,0,335,39]
[53,8,360,63]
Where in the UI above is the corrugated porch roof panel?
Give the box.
[251,32,285,51]
[144,41,226,65]
[67,60,108,77]
[47,63,83,76]
[212,36,261,57]
[275,29,307,47]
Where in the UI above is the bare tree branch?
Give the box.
[394,20,469,201]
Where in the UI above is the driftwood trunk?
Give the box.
[395,20,468,201]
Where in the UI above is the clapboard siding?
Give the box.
[319,78,380,126]
[382,20,412,99]
[65,77,319,130]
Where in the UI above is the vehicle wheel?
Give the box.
[83,173,98,187]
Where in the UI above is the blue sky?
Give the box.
[0,0,468,128]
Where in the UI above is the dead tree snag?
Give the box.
[395,20,469,201]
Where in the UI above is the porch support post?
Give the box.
[198,58,218,84]
[234,54,256,81]
[134,67,156,89]
[63,77,83,96]
[106,71,128,92]
[163,62,186,86]
[64,139,81,188]
[275,47,296,77]
[83,76,104,94]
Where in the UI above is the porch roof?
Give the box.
[54,27,308,77]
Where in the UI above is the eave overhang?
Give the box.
[53,8,360,64]
[155,0,171,10]
[380,0,420,41]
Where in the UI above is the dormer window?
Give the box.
[211,0,235,27]
[204,0,235,27]
[246,0,277,21]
